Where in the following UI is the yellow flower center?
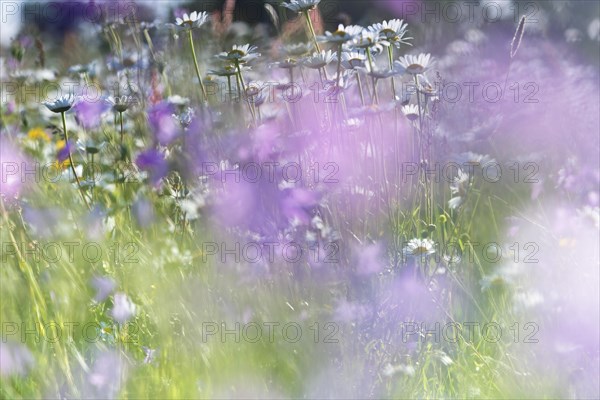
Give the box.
[412,246,429,255]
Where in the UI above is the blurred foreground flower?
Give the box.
[0,137,31,198]
[43,94,76,113]
[111,293,136,323]
[398,53,434,75]
[0,342,34,377]
[403,238,435,257]
[282,0,321,13]
[175,11,209,29]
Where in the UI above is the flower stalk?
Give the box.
[304,11,321,52]
[188,29,208,103]
[61,111,90,209]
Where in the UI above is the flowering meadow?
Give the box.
[1,0,599,398]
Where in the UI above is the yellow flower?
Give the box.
[27,127,50,142]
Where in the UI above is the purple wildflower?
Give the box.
[148,101,180,145]
[91,276,116,302]
[73,98,110,129]
[0,342,34,377]
[136,149,168,187]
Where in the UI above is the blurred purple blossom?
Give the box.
[0,342,34,377]
[354,242,384,276]
[132,197,155,228]
[84,351,126,399]
[57,140,74,163]
[280,187,320,226]
[136,149,168,187]
[22,206,65,238]
[91,276,116,302]
[148,101,180,145]
[73,98,110,130]
[0,137,31,198]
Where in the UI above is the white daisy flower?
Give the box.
[167,95,191,107]
[450,168,470,196]
[318,24,364,44]
[283,42,313,57]
[106,95,134,113]
[302,50,336,69]
[403,238,436,257]
[281,0,321,13]
[208,63,239,77]
[43,94,76,113]
[368,19,413,48]
[448,196,465,210]
[398,53,434,75]
[341,51,367,70]
[350,30,384,53]
[271,57,301,69]
[175,11,209,29]
[416,74,439,100]
[448,168,470,210]
[455,152,496,168]
[401,104,421,121]
[361,60,405,79]
[217,44,261,64]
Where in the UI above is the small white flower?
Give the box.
[302,50,336,69]
[433,350,454,366]
[448,196,465,210]
[271,57,301,69]
[398,53,434,75]
[208,63,239,76]
[403,238,435,257]
[401,104,421,121]
[167,95,190,106]
[416,74,439,99]
[455,152,496,169]
[341,51,367,70]
[175,11,209,29]
[382,363,415,377]
[281,0,321,13]
[361,60,405,79]
[450,168,470,196]
[43,94,76,113]
[448,168,470,210]
[368,19,412,48]
[106,95,133,113]
[283,42,313,56]
[350,30,384,53]
[217,44,261,64]
[111,293,136,323]
[318,24,364,44]
[578,206,600,229]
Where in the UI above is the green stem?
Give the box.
[188,29,208,103]
[356,73,365,106]
[235,60,256,124]
[61,112,90,209]
[387,46,397,100]
[366,50,379,104]
[335,43,343,87]
[304,11,321,52]
[119,111,124,145]
[227,75,233,103]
